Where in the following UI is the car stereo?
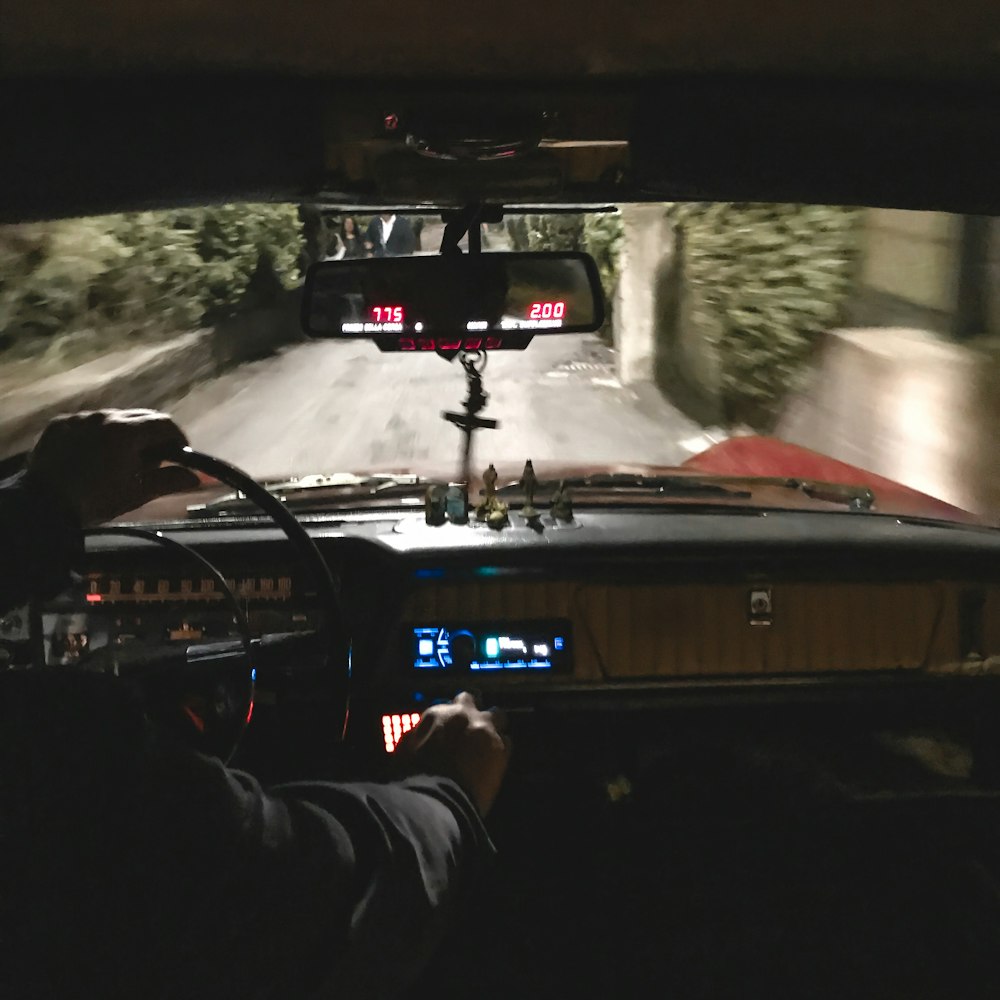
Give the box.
[409,620,572,672]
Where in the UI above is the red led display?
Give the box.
[399,337,503,352]
[382,712,422,753]
[370,305,404,323]
[528,301,566,321]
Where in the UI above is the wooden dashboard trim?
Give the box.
[402,579,967,680]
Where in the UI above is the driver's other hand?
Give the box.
[26,409,201,525]
[394,692,510,817]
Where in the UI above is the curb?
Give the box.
[0,330,217,456]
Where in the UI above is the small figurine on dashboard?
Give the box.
[486,501,509,529]
[477,463,509,528]
[520,459,540,521]
[477,463,498,521]
[551,480,574,523]
[424,483,447,526]
[445,483,469,524]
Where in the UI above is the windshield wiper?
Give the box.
[497,473,752,500]
[496,473,876,511]
[187,470,876,519]
[779,477,876,511]
[188,473,432,517]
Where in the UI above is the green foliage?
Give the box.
[511,214,586,253]
[90,212,204,331]
[154,203,302,321]
[0,219,125,342]
[582,213,625,306]
[505,216,530,251]
[668,203,862,427]
[0,204,303,362]
[503,212,623,297]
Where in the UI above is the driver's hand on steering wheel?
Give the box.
[25,409,201,525]
[394,692,510,817]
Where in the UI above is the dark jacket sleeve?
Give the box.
[281,774,493,1000]
[366,217,383,254]
[0,472,82,612]
[138,741,495,1000]
[387,219,416,256]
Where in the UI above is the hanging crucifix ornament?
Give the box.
[442,349,499,489]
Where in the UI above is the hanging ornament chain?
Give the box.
[441,350,499,487]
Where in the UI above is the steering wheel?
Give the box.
[90,446,350,761]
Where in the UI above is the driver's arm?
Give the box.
[140,695,508,1000]
[2,410,511,998]
[0,409,199,612]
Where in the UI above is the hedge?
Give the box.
[669,203,862,427]
[0,204,303,363]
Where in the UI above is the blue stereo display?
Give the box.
[411,621,571,672]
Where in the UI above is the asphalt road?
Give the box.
[169,334,712,482]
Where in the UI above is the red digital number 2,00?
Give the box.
[528,301,566,321]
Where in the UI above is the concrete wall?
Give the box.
[613,204,675,385]
[609,206,1000,507]
[862,210,962,316]
[778,211,1000,517]
[845,209,1000,343]
[987,219,1000,338]
[611,204,727,424]
[777,327,1000,517]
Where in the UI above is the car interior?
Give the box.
[4,3,1000,997]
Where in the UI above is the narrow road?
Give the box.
[169,334,712,482]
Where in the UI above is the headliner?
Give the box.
[4,0,999,81]
[1,2,999,220]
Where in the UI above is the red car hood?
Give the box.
[522,436,981,525]
[682,436,980,524]
[132,436,983,525]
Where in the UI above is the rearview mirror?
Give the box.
[301,252,604,351]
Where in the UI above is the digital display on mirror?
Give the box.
[303,252,604,347]
[370,305,405,324]
[409,621,571,672]
[527,301,566,320]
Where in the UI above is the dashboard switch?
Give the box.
[382,712,421,753]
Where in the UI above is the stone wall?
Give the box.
[847,209,1000,341]
[777,327,1000,517]
[612,205,674,385]
[650,226,727,426]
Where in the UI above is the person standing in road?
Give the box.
[339,216,366,259]
[325,217,366,261]
[366,212,416,257]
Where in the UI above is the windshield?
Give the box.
[1,203,996,524]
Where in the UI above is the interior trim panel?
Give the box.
[401,579,970,681]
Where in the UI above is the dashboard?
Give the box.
[0,564,318,671]
[6,508,1000,775]
[37,568,312,667]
